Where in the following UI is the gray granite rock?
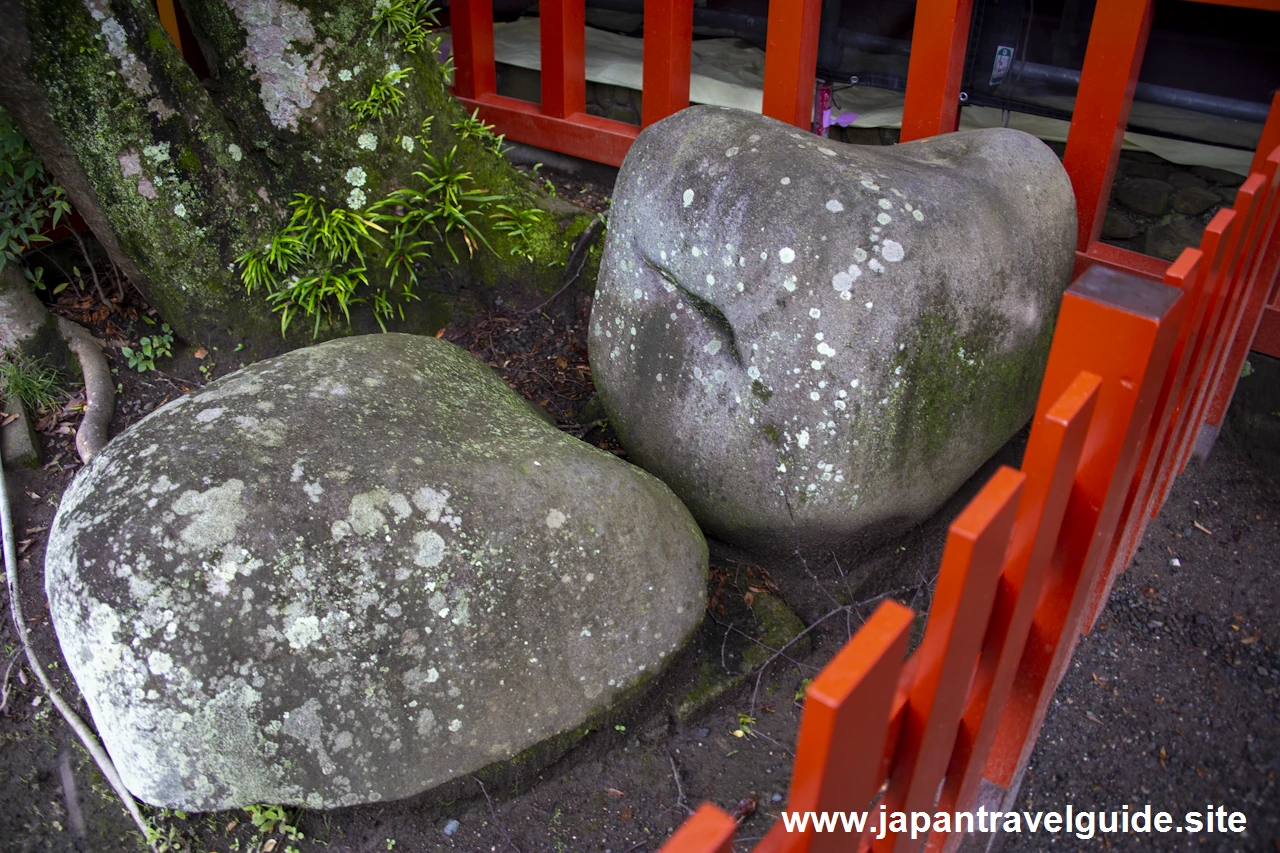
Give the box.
[1192,165,1245,187]
[45,334,707,811]
[1116,178,1174,216]
[1166,171,1208,191]
[1171,186,1221,216]
[1145,217,1205,262]
[589,107,1075,559]
[1102,210,1141,241]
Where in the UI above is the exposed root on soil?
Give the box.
[0,463,150,843]
[57,317,114,462]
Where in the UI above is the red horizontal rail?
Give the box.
[455,93,639,168]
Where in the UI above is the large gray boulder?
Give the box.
[589,107,1075,559]
[45,334,707,811]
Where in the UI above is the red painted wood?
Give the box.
[455,93,639,167]
[540,0,587,119]
[900,0,974,142]
[1205,145,1280,424]
[986,267,1184,789]
[1062,0,1155,252]
[1148,211,1238,506]
[1073,242,1169,283]
[1102,250,1208,600]
[927,372,1100,852]
[450,0,496,99]
[1255,302,1280,356]
[1249,94,1280,176]
[786,602,914,853]
[1173,207,1250,474]
[642,0,694,127]
[761,0,822,128]
[657,804,736,853]
[872,467,1026,852]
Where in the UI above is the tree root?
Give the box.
[56,317,113,463]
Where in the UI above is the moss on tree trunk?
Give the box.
[0,0,597,358]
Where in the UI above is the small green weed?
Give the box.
[244,803,304,841]
[346,67,412,128]
[490,203,544,262]
[452,108,505,155]
[0,352,60,411]
[121,323,174,373]
[372,0,442,56]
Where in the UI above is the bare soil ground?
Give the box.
[1,162,1277,853]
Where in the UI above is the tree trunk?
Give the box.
[0,0,597,356]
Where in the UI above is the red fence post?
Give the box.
[985,266,1183,792]
[642,0,695,127]
[658,803,737,853]
[1101,250,1206,597]
[1196,151,1280,448]
[926,372,1100,852]
[873,467,1026,852]
[784,601,914,853]
[761,0,822,128]
[450,0,496,100]
[899,0,974,142]
[540,0,587,119]
[1061,0,1155,253]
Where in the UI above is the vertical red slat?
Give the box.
[541,0,587,119]
[986,266,1184,790]
[642,0,694,127]
[658,804,736,853]
[872,467,1026,853]
[1182,172,1269,461]
[1248,93,1280,177]
[450,0,496,99]
[1172,209,1249,475]
[1062,0,1155,252]
[761,0,823,128]
[926,372,1101,852]
[1102,250,1207,595]
[1202,149,1280,429]
[785,601,914,853]
[899,0,974,142]
[1145,212,1237,514]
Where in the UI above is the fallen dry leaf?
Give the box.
[730,797,757,823]
[193,347,209,359]
[606,788,625,797]
[1193,521,1214,535]
[1,413,18,427]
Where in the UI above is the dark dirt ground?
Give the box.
[2,159,1278,853]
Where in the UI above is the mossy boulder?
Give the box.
[589,107,1075,561]
[45,333,707,810]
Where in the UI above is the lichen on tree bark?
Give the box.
[0,0,595,357]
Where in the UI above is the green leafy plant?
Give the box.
[452,108,505,155]
[372,0,442,55]
[490,203,544,262]
[346,67,412,128]
[236,194,385,336]
[1,107,72,289]
[0,352,60,411]
[121,323,174,373]
[244,803,303,841]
